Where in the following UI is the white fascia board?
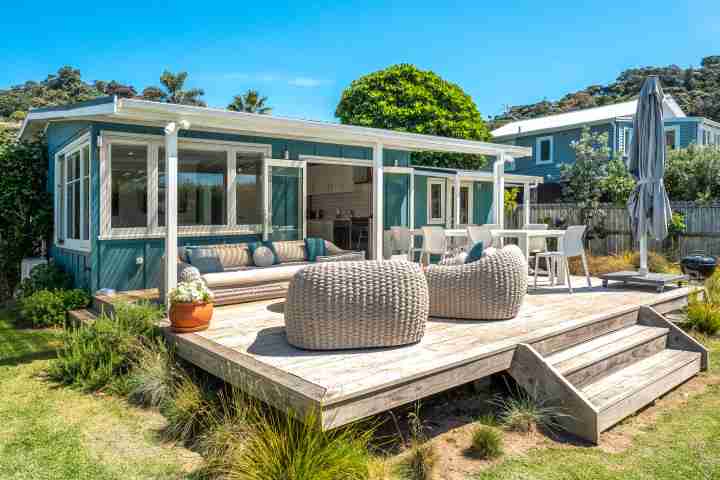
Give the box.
[18,99,117,140]
[115,99,531,158]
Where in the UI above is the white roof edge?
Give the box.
[18,98,117,140]
[113,98,531,157]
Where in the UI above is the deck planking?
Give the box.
[163,277,694,429]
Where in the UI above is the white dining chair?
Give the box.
[466,224,499,250]
[390,226,422,262]
[525,223,548,274]
[534,225,591,293]
[420,226,448,265]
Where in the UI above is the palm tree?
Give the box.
[141,70,206,106]
[227,89,272,114]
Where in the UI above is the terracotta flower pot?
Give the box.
[170,302,214,333]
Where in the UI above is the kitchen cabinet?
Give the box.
[308,165,355,194]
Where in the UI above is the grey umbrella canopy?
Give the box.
[626,76,673,273]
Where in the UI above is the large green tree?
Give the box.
[335,64,491,169]
[141,71,206,106]
[227,89,272,114]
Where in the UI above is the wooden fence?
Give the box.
[507,202,720,258]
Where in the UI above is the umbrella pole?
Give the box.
[639,196,648,275]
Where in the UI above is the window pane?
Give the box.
[665,130,676,149]
[83,177,90,240]
[236,152,263,226]
[66,183,75,239]
[57,155,65,241]
[73,180,81,239]
[82,145,90,177]
[111,144,148,228]
[159,148,227,226]
[540,140,551,161]
[431,183,442,219]
[70,151,80,180]
[460,187,469,224]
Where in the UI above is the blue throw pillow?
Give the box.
[247,241,280,265]
[465,241,484,264]
[305,237,327,262]
[186,247,224,273]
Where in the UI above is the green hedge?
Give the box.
[19,289,91,327]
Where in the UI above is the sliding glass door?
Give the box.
[264,160,306,241]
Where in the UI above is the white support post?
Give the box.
[372,143,384,260]
[453,174,461,228]
[164,120,189,306]
[523,182,531,227]
[493,153,505,228]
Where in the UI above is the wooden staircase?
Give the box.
[510,305,708,444]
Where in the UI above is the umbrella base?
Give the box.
[599,271,690,293]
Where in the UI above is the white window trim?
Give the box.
[664,125,680,150]
[99,131,272,240]
[427,178,446,225]
[535,136,554,165]
[54,133,92,252]
[623,126,633,156]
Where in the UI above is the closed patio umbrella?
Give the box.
[626,76,673,275]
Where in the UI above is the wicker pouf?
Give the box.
[285,260,429,350]
[425,245,528,320]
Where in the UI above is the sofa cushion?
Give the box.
[202,263,309,288]
[253,246,275,267]
[274,240,307,263]
[305,237,327,262]
[247,241,279,265]
[187,248,224,273]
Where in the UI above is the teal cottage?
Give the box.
[491,97,720,200]
[18,96,538,294]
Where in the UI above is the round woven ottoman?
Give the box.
[285,260,429,350]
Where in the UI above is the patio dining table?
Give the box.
[491,228,567,284]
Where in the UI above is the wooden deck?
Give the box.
[164,277,694,430]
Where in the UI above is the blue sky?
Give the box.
[1,0,717,122]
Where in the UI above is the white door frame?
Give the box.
[263,159,307,240]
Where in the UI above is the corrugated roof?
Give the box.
[491,96,686,139]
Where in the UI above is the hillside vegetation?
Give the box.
[491,55,720,128]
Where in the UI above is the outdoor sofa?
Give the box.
[161,240,365,305]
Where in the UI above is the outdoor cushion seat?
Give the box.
[285,260,429,350]
[161,240,365,305]
[202,263,310,288]
[425,245,528,320]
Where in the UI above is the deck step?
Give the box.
[67,308,98,326]
[582,349,701,432]
[546,325,669,388]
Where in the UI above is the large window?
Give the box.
[535,136,553,164]
[623,127,633,156]
[236,152,264,228]
[159,148,227,226]
[55,139,91,251]
[427,178,445,224]
[111,144,148,228]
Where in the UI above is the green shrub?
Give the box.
[402,442,437,480]
[61,288,91,311]
[20,289,66,327]
[704,269,720,305]
[17,262,72,298]
[19,288,91,327]
[47,301,162,391]
[231,409,372,480]
[469,425,503,460]
[686,301,720,335]
[160,371,216,444]
[198,388,252,474]
[126,339,178,408]
[110,300,165,338]
[491,386,568,434]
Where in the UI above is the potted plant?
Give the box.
[168,280,214,333]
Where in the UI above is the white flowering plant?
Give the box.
[169,280,214,305]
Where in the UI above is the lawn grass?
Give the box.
[0,309,200,480]
[473,336,720,480]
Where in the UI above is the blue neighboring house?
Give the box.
[491,97,720,200]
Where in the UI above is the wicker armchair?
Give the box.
[285,260,429,350]
[425,245,528,320]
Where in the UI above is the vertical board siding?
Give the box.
[50,247,91,289]
[507,202,720,257]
